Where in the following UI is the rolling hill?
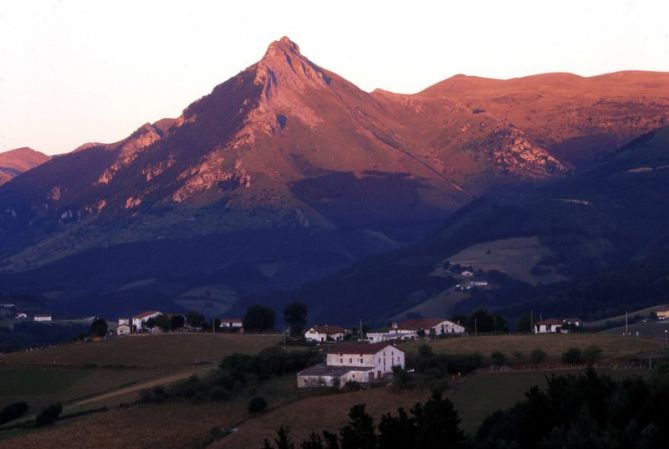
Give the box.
[0,148,49,185]
[251,127,669,325]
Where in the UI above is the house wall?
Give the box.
[297,374,338,388]
[133,313,160,331]
[117,325,131,335]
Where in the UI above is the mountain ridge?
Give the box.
[1,37,669,317]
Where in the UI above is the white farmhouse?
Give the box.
[534,319,562,334]
[391,318,466,338]
[304,324,347,342]
[132,311,161,332]
[33,314,52,322]
[219,318,244,331]
[297,342,405,388]
[117,318,131,335]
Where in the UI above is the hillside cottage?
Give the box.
[297,342,405,388]
[219,318,243,331]
[534,319,562,334]
[394,318,466,338]
[657,310,669,320]
[33,314,52,322]
[304,324,347,342]
[132,311,161,332]
[117,318,132,336]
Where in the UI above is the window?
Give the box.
[349,358,352,363]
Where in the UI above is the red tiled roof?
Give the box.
[395,318,450,330]
[326,342,398,355]
[220,318,242,323]
[133,310,160,319]
[309,324,347,334]
[536,319,562,326]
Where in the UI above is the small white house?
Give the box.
[33,314,52,322]
[15,312,28,319]
[117,324,131,335]
[297,342,405,388]
[132,311,161,332]
[219,318,243,331]
[304,325,347,342]
[461,270,474,277]
[534,319,562,334]
[657,310,669,320]
[392,318,466,338]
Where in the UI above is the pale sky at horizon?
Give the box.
[1,0,668,155]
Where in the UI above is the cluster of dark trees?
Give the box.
[262,368,669,449]
[0,321,90,351]
[242,301,308,336]
[405,344,483,385]
[0,401,28,425]
[261,390,467,449]
[450,309,508,334]
[477,368,669,449]
[140,347,322,404]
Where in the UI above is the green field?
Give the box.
[449,368,649,433]
[0,333,281,368]
[403,333,667,362]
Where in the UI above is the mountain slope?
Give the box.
[0,148,49,185]
[255,127,669,324]
[1,37,669,317]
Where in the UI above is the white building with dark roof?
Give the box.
[297,342,405,388]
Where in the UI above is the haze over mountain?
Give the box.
[0,148,49,186]
[1,37,669,318]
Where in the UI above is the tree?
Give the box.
[583,345,603,365]
[284,302,308,337]
[561,347,584,365]
[186,311,206,328]
[35,403,62,427]
[274,426,295,449]
[339,404,376,449]
[377,408,415,449]
[248,396,268,414]
[170,314,185,330]
[301,432,325,449]
[516,313,532,333]
[530,348,547,364]
[153,314,172,332]
[413,390,467,449]
[90,318,108,337]
[243,305,276,332]
[0,401,28,425]
[490,351,507,367]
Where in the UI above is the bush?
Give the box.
[530,348,547,364]
[583,346,603,365]
[512,351,524,363]
[490,351,507,367]
[248,396,268,414]
[561,347,584,365]
[0,401,29,425]
[208,386,231,402]
[35,403,62,427]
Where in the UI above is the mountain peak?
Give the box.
[264,36,301,57]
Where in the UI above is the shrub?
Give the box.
[491,351,507,367]
[209,386,231,402]
[0,401,29,425]
[583,346,603,365]
[512,351,524,363]
[248,396,268,414]
[561,347,584,365]
[35,403,62,427]
[530,348,547,364]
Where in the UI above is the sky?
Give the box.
[1,0,668,155]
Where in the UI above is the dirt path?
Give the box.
[74,365,214,406]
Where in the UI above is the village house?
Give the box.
[368,318,465,342]
[117,318,131,336]
[219,318,244,332]
[304,324,347,342]
[132,311,161,332]
[562,317,583,328]
[297,342,405,388]
[15,312,28,319]
[534,318,563,334]
[33,314,52,322]
[657,310,669,320]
